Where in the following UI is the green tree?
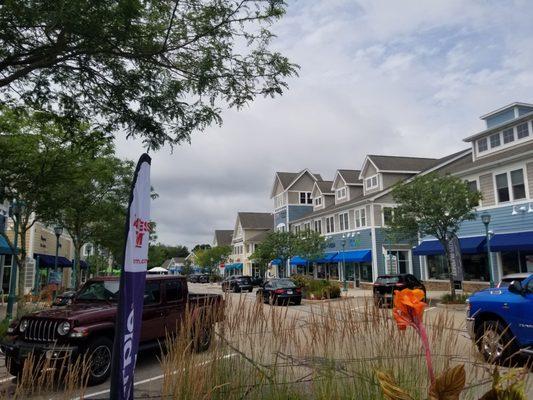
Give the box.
[296,230,326,274]
[195,246,231,277]
[192,244,211,253]
[0,0,298,149]
[181,259,194,277]
[0,107,99,298]
[148,243,189,269]
[390,173,482,299]
[250,231,300,278]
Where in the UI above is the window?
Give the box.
[294,225,301,234]
[165,281,183,302]
[517,122,529,139]
[304,222,311,231]
[490,133,501,148]
[144,282,161,305]
[314,220,322,234]
[326,216,334,233]
[511,169,526,200]
[383,207,394,226]
[466,180,479,206]
[355,208,366,228]
[502,128,514,144]
[477,138,488,153]
[299,192,312,205]
[339,212,349,231]
[495,173,510,202]
[495,169,526,203]
[274,193,286,209]
[365,175,378,190]
[336,187,347,199]
[315,197,322,206]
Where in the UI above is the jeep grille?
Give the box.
[23,319,59,342]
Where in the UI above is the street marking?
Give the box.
[69,353,238,400]
[0,376,14,384]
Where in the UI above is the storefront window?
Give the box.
[427,253,488,281]
[1,255,12,294]
[328,263,339,280]
[501,251,533,275]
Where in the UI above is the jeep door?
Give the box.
[141,281,166,341]
[162,279,187,336]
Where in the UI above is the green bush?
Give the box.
[440,293,469,304]
[0,319,10,341]
[291,276,341,300]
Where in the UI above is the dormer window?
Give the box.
[299,192,312,205]
[477,138,488,152]
[365,175,378,190]
[314,197,322,206]
[336,187,347,199]
[517,122,530,139]
[490,133,501,148]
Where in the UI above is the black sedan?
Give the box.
[52,290,77,307]
[257,278,302,305]
[221,275,253,293]
[373,274,426,308]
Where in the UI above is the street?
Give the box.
[0,283,531,399]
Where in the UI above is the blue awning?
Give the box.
[490,231,533,252]
[290,256,308,266]
[225,263,243,271]
[34,253,73,268]
[413,236,486,256]
[333,249,372,263]
[316,252,338,263]
[270,259,282,266]
[0,236,11,255]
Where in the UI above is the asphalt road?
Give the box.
[0,283,530,399]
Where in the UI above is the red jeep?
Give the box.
[1,275,223,385]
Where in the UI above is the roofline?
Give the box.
[463,110,533,142]
[285,168,320,192]
[312,180,333,196]
[358,156,380,180]
[290,148,472,224]
[270,173,286,199]
[479,102,533,119]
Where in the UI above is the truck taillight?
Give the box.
[274,289,284,294]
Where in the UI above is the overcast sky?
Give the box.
[115,0,533,249]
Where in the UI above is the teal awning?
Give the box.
[333,250,372,263]
[290,256,307,266]
[0,236,14,255]
[316,252,338,263]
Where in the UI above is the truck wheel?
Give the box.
[476,320,519,364]
[6,356,23,380]
[86,336,113,386]
[192,322,213,353]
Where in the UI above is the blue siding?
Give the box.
[323,229,373,252]
[274,209,287,228]
[485,108,516,128]
[288,205,314,222]
[457,205,533,237]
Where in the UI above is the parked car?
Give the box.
[251,276,264,287]
[373,274,426,307]
[497,272,531,288]
[467,273,533,363]
[52,290,77,307]
[257,278,302,305]
[198,273,210,283]
[1,276,224,386]
[188,273,207,283]
[221,275,253,293]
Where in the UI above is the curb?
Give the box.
[436,303,467,312]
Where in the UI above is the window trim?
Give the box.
[326,216,335,233]
[336,187,347,200]
[382,207,395,227]
[299,191,312,205]
[314,219,322,234]
[339,212,349,231]
[476,120,533,158]
[365,175,379,190]
[492,166,528,204]
[355,207,367,228]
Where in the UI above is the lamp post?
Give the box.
[481,213,495,288]
[53,226,63,293]
[340,236,347,292]
[6,201,21,320]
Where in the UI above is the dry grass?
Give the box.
[159,295,523,400]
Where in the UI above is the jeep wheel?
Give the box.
[192,323,213,353]
[87,336,113,386]
[476,320,519,364]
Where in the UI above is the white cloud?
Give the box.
[115,0,533,248]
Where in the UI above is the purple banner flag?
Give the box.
[110,153,151,400]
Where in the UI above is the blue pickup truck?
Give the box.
[466,273,533,363]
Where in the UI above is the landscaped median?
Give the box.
[290,274,341,300]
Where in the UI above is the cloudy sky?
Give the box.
[116,0,533,249]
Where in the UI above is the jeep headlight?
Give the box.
[19,319,29,333]
[57,321,71,336]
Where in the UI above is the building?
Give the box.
[284,102,533,291]
[212,230,233,247]
[161,257,187,274]
[226,212,273,276]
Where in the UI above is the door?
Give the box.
[141,281,166,341]
[511,278,533,345]
[163,279,187,336]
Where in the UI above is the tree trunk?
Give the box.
[74,242,83,289]
[17,226,27,299]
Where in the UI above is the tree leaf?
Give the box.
[428,365,466,400]
[375,370,414,400]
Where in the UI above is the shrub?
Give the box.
[0,319,10,341]
[292,276,341,300]
[440,293,469,304]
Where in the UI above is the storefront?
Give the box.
[490,232,533,275]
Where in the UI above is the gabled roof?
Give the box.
[359,155,438,179]
[161,257,186,269]
[271,169,323,198]
[214,230,233,247]
[336,169,363,185]
[237,212,273,230]
[248,230,272,242]
[314,180,334,194]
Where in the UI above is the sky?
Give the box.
[115,0,533,249]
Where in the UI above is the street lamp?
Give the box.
[6,201,22,320]
[340,236,347,292]
[53,226,63,291]
[481,213,495,288]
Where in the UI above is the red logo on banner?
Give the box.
[133,217,150,248]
